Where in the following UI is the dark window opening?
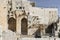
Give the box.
[23,7,25,9]
[16,7,18,9]
[37,18,39,20]
[10,8,12,11]
[8,11,10,13]
[19,7,22,9]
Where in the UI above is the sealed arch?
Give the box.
[21,18,28,35]
[8,17,16,32]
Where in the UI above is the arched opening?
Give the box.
[34,28,41,38]
[33,24,42,38]
[8,17,16,32]
[21,18,28,35]
[45,23,54,37]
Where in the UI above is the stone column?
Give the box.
[16,17,21,35]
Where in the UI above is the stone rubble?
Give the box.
[0,29,60,40]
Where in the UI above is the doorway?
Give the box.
[8,17,16,32]
[21,18,28,35]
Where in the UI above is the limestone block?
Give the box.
[2,30,17,40]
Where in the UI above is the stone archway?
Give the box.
[21,18,28,35]
[8,17,16,32]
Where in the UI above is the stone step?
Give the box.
[20,35,34,38]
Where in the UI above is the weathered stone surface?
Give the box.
[2,30,17,40]
[0,25,2,40]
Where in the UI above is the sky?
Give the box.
[30,0,60,16]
